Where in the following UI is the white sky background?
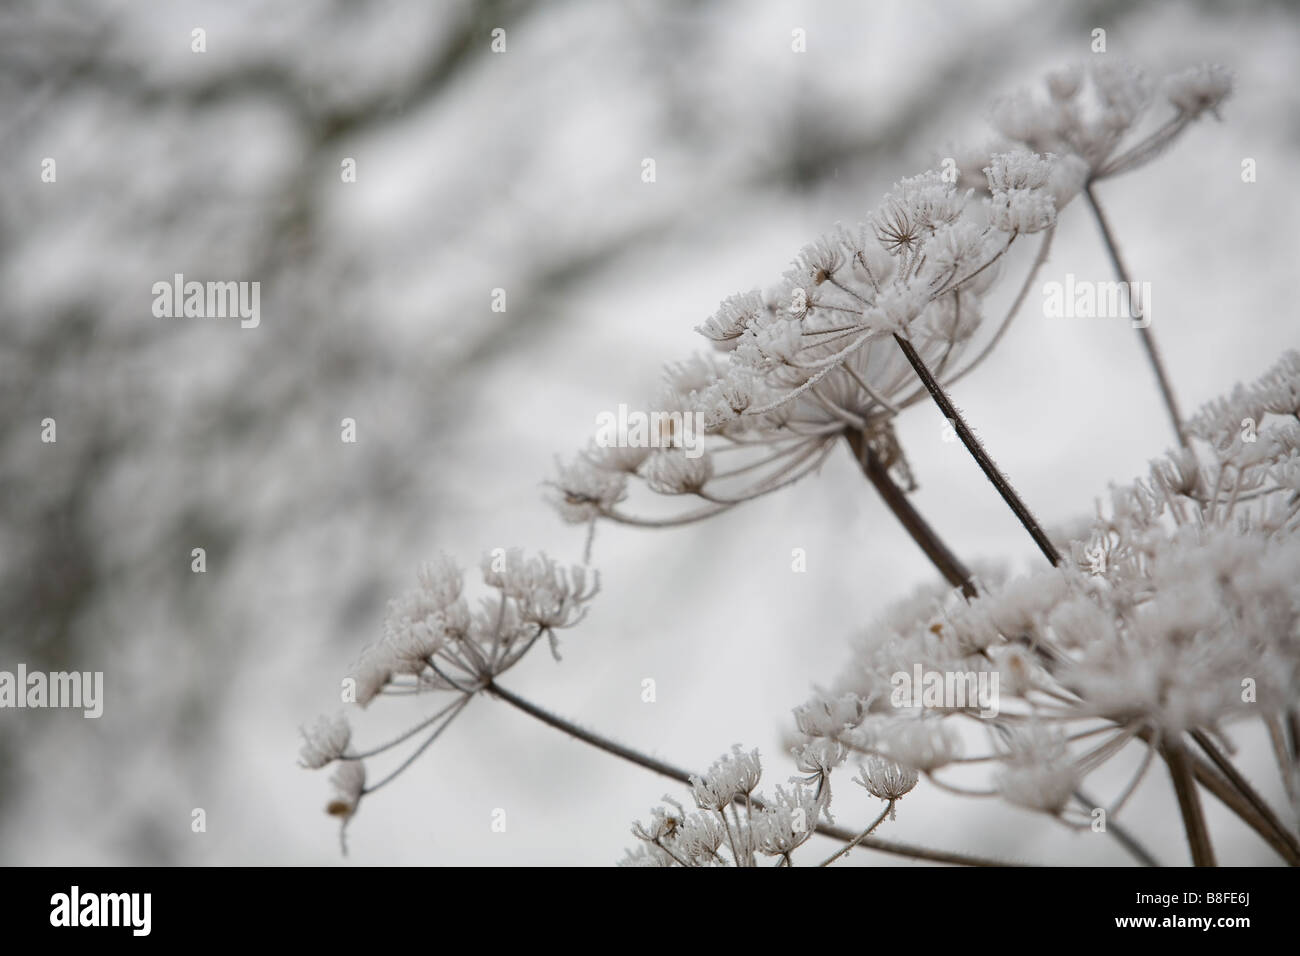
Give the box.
[1,0,1297,865]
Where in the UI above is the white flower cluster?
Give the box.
[689,745,763,810]
[298,712,351,769]
[982,60,1232,183]
[855,755,919,816]
[553,154,1062,528]
[304,59,1252,866]
[550,61,1230,540]
[622,742,925,865]
[792,353,1300,825]
[349,549,598,706]
[622,747,835,866]
[301,549,598,848]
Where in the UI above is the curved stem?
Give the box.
[1071,787,1159,867]
[486,679,691,782]
[819,801,894,867]
[361,694,472,795]
[486,679,1023,866]
[1084,182,1189,449]
[343,695,469,760]
[844,431,977,597]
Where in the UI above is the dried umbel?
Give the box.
[354,548,597,704]
[856,756,919,805]
[300,549,598,848]
[792,353,1300,837]
[980,60,1233,183]
[624,749,841,867]
[689,745,763,810]
[303,59,1289,869]
[549,61,1232,546]
[552,153,1062,530]
[297,712,350,770]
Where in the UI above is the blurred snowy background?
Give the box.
[1,0,1297,865]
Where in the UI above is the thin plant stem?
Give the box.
[361,694,473,794]
[1139,727,1299,864]
[485,679,1024,866]
[1084,182,1189,449]
[1071,788,1159,867]
[819,801,894,867]
[844,431,977,597]
[890,332,1063,566]
[485,679,691,782]
[1191,729,1300,861]
[1163,740,1217,866]
[1265,716,1298,808]
[344,695,471,760]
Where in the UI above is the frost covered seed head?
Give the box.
[298,712,351,769]
[326,760,365,820]
[689,746,762,810]
[1164,64,1233,119]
